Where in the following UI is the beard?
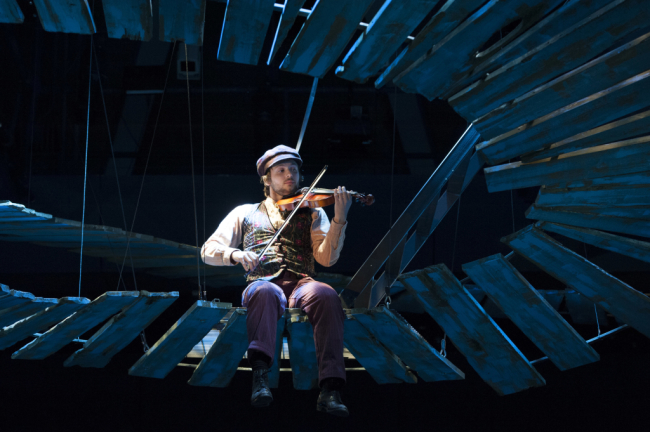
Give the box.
[271,181,300,198]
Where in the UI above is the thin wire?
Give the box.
[509,160,515,233]
[386,86,397,302]
[93,44,138,291]
[201,46,207,296]
[184,43,203,298]
[450,196,462,273]
[117,41,178,280]
[78,35,93,297]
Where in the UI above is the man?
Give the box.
[201,145,352,417]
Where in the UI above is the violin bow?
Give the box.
[254,165,328,266]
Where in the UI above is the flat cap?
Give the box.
[256,145,302,177]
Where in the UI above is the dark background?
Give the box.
[1,1,649,430]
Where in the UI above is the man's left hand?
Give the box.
[333,186,352,224]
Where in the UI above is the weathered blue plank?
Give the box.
[477,70,650,164]
[64,291,178,368]
[536,182,650,208]
[484,140,650,192]
[0,297,89,350]
[527,205,650,238]
[462,254,599,371]
[0,297,58,328]
[33,0,95,34]
[188,309,249,387]
[538,205,650,221]
[12,292,139,360]
[129,301,230,379]
[102,0,152,41]
[287,315,319,390]
[523,110,650,163]
[217,0,276,65]
[445,0,613,99]
[502,225,650,338]
[450,0,650,121]
[0,283,9,297]
[0,0,24,23]
[335,0,438,84]
[159,0,206,46]
[539,222,650,263]
[375,0,486,89]
[344,311,417,384]
[353,307,465,382]
[279,0,376,78]
[267,0,305,64]
[394,0,563,100]
[472,32,650,139]
[267,313,286,388]
[0,289,34,311]
[401,265,545,395]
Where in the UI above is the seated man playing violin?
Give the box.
[201,145,352,417]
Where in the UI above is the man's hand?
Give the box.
[232,250,260,272]
[333,185,352,225]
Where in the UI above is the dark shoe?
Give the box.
[317,390,349,417]
[251,368,273,407]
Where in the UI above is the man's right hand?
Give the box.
[232,251,260,272]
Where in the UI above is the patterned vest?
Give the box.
[242,202,315,282]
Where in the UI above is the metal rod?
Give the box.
[296,77,318,152]
[529,324,629,365]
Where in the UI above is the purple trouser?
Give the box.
[241,271,346,383]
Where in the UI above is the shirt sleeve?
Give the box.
[201,204,253,266]
[311,208,347,267]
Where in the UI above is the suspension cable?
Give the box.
[184,44,203,299]
[201,45,207,297]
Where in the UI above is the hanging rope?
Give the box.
[201,46,207,298]
[509,159,515,233]
[92,44,139,291]
[450,196,462,273]
[116,41,178,283]
[78,34,94,297]
[184,43,203,300]
[385,85,398,307]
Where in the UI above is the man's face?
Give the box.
[266,161,300,198]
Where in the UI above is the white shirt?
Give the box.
[201,197,347,268]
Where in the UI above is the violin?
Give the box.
[275,187,375,211]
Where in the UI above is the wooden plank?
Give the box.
[0,297,89,350]
[484,140,650,192]
[33,0,95,34]
[375,0,486,88]
[450,0,650,121]
[0,283,9,297]
[523,110,650,163]
[335,0,438,84]
[462,254,599,371]
[217,0,276,65]
[536,205,650,221]
[64,291,179,368]
[502,225,650,338]
[267,0,305,64]
[443,0,614,99]
[536,183,650,209]
[129,301,230,379]
[158,0,206,46]
[0,0,24,23]
[188,309,249,387]
[267,315,286,388]
[394,0,563,100]
[527,205,650,238]
[539,222,650,263]
[0,289,34,311]
[287,315,319,390]
[401,265,545,395]
[102,0,153,41]
[477,70,650,165]
[352,307,465,382]
[279,0,375,78]
[0,297,58,328]
[472,32,650,139]
[12,292,139,360]
[343,313,417,384]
